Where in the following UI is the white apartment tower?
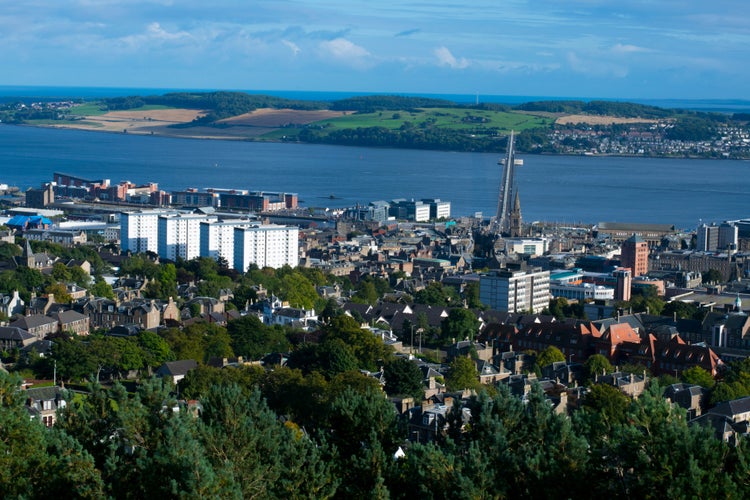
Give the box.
[234,224,299,272]
[121,210,178,254]
[158,214,216,261]
[479,266,550,313]
[200,219,255,266]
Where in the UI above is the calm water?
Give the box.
[1,124,749,229]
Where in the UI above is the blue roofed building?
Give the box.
[6,215,52,231]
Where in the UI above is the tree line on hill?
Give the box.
[3,90,744,155]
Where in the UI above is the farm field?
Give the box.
[44,102,554,143]
[304,107,552,133]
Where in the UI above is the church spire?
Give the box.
[24,240,35,268]
[509,191,523,237]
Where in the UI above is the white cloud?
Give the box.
[146,22,188,41]
[319,38,372,67]
[119,22,193,50]
[434,46,468,69]
[282,39,301,56]
[611,43,649,54]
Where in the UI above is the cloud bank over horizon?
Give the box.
[2,0,749,99]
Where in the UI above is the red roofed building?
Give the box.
[595,322,642,359]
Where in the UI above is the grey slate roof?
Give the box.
[10,314,58,330]
[0,326,34,343]
[157,359,199,377]
[709,396,750,419]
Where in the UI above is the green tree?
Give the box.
[0,241,21,261]
[446,356,479,392]
[441,308,480,342]
[137,330,174,369]
[662,300,701,320]
[581,383,631,427]
[199,384,336,498]
[51,261,73,282]
[287,338,359,379]
[583,354,614,382]
[351,280,379,305]
[326,387,400,498]
[536,345,565,369]
[180,364,264,400]
[45,281,72,304]
[464,281,483,309]
[415,281,457,306]
[226,315,290,360]
[49,336,99,382]
[60,378,227,497]
[324,314,394,371]
[627,285,665,315]
[90,278,115,299]
[144,262,178,300]
[69,265,90,287]
[383,357,424,400]
[280,270,318,309]
[0,372,104,498]
[702,268,723,284]
[119,253,160,279]
[457,384,591,499]
[597,384,739,498]
[681,365,715,389]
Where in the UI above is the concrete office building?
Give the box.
[422,198,451,220]
[719,222,739,251]
[550,282,614,301]
[697,223,720,252]
[479,265,550,313]
[234,224,299,272]
[389,199,431,222]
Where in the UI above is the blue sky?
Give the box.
[3,0,749,99]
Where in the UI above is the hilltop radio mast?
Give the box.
[492,130,523,236]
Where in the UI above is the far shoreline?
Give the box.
[2,121,747,161]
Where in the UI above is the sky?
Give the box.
[3,0,750,100]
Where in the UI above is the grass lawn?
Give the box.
[67,102,108,116]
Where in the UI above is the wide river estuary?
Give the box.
[1,124,748,230]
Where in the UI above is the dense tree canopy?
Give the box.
[383,357,425,400]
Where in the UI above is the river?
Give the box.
[1,124,748,230]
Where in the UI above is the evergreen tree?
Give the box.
[383,357,425,400]
[0,373,103,498]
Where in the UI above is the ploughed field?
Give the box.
[32,102,654,142]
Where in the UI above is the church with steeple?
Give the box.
[508,191,523,237]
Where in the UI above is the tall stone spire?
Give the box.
[24,240,35,268]
[509,191,523,237]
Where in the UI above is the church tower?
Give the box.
[24,240,35,268]
[509,191,523,237]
